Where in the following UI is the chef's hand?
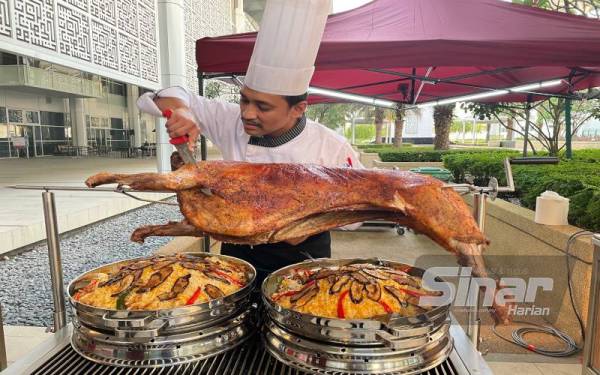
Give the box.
[285,236,309,246]
[154,98,200,150]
